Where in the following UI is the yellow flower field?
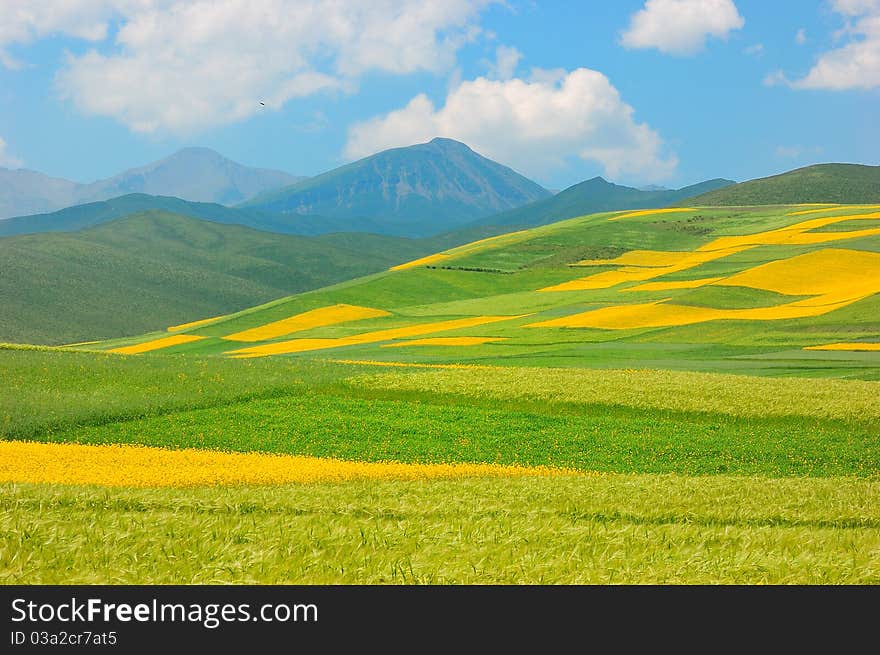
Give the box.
[389,228,532,270]
[529,249,880,330]
[715,248,880,297]
[627,277,724,292]
[0,441,574,487]
[543,210,880,292]
[787,204,880,216]
[804,343,880,352]
[166,314,228,332]
[389,253,451,271]
[546,247,747,291]
[608,207,695,221]
[226,315,521,357]
[223,304,390,342]
[110,334,205,355]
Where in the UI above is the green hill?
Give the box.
[99,203,880,378]
[681,163,880,206]
[0,211,432,344]
[470,177,734,229]
[0,193,356,237]
[243,138,551,236]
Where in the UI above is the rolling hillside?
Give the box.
[681,163,880,206]
[0,211,431,344]
[97,203,880,378]
[0,193,336,237]
[243,138,551,236]
[470,176,734,229]
[0,148,302,219]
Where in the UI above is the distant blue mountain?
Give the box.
[0,148,302,219]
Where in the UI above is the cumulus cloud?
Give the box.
[788,0,880,90]
[620,0,744,55]
[0,138,23,168]
[5,1,493,133]
[344,68,677,182]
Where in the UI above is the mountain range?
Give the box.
[1,136,877,345]
[0,148,302,219]
[2,138,735,238]
[473,176,735,229]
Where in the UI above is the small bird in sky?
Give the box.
[260,101,265,106]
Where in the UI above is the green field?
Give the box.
[3,203,879,584]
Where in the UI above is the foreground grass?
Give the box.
[2,476,878,584]
[351,366,880,423]
[43,391,880,477]
[4,350,878,477]
[0,349,345,440]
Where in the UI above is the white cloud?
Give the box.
[344,68,677,183]
[744,43,764,56]
[620,0,744,55]
[4,1,493,133]
[485,45,522,80]
[795,28,807,45]
[0,138,23,168]
[0,0,142,67]
[832,0,880,15]
[788,1,880,90]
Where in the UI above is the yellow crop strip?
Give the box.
[0,441,574,487]
[382,337,507,348]
[714,248,880,297]
[166,315,228,332]
[223,304,390,342]
[544,248,747,291]
[109,334,205,355]
[529,248,880,330]
[542,210,880,292]
[389,229,532,271]
[608,208,694,221]
[226,315,521,357]
[804,343,880,352]
[627,277,724,292]
[390,253,450,271]
[787,204,880,216]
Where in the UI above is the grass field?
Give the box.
[3,476,878,584]
[3,204,879,584]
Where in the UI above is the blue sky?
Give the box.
[0,0,877,190]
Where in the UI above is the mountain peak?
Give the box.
[245,138,551,236]
[426,137,472,151]
[168,146,226,160]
